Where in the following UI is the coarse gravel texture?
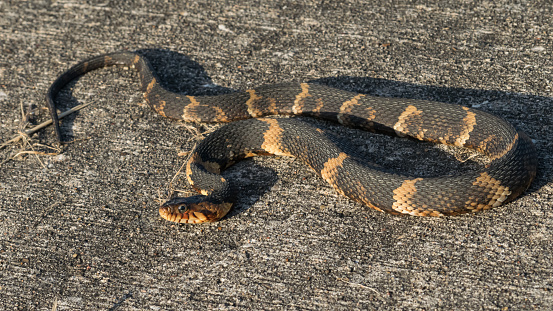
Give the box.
[1,0,552,310]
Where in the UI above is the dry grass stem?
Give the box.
[0,102,92,150]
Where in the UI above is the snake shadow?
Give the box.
[50,48,551,217]
[220,162,279,220]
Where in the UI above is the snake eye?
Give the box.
[178,204,190,213]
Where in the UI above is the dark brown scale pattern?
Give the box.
[46,51,537,223]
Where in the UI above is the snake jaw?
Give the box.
[159,196,232,224]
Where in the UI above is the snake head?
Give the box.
[159,195,233,224]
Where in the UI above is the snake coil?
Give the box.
[46,51,537,223]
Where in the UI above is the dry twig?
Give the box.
[0,102,91,150]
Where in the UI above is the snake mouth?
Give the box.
[159,196,232,224]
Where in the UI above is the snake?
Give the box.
[46,51,537,224]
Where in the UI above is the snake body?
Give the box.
[47,51,537,223]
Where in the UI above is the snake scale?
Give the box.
[46,51,537,223]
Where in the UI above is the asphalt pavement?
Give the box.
[0,1,552,310]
